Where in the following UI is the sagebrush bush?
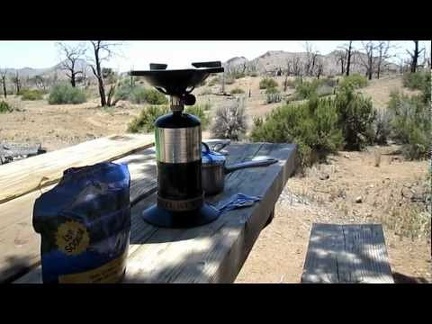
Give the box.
[387,91,430,160]
[231,88,245,95]
[373,108,392,145]
[127,105,170,133]
[250,96,343,170]
[402,71,429,91]
[184,105,209,130]
[20,89,44,101]
[294,79,325,99]
[339,73,368,89]
[0,100,13,113]
[259,77,278,89]
[48,83,86,104]
[334,84,376,150]
[129,88,168,105]
[211,98,248,140]
[265,87,282,103]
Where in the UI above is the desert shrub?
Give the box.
[224,76,235,85]
[339,73,368,89]
[259,77,278,89]
[114,79,136,102]
[283,78,296,90]
[184,105,209,130]
[0,100,13,113]
[20,89,44,101]
[48,83,86,104]
[265,87,282,103]
[316,85,334,97]
[373,108,392,145]
[129,88,168,105]
[334,84,376,150]
[322,76,338,88]
[402,71,429,91]
[231,88,245,95]
[387,91,430,160]
[127,105,170,133]
[250,97,343,170]
[208,77,219,86]
[210,98,247,140]
[294,78,334,100]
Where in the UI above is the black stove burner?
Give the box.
[129,62,224,228]
[130,62,223,97]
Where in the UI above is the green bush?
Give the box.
[129,88,168,105]
[250,97,343,170]
[48,83,87,104]
[294,79,321,100]
[0,100,13,113]
[231,88,245,95]
[259,77,278,89]
[127,105,170,133]
[387,91,430,160]
[339,73,368,89]
[265,87,282,103]
[210,98,247,141]
[402,71,429,92]
[373,108,392,145]
[334,84,376,150]
[184,105,209,130]
[20,89,44,101]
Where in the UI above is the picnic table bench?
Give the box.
[0,134,297,283]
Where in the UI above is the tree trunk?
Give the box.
[1,76,6,98]
[71,73,76,87]
[410,41,420,73]
[346,41,352,76]
[93,45,107,107]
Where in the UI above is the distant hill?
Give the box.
[223,50,399,77]
[1,49,400,91]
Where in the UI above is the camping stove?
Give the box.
[130,61,224,228]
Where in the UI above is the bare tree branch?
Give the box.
[407,41,425,73]
[88,41,122,107]
[57,42,87,87]
[360,41,377,80]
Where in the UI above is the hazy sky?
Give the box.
[0,40,429,72]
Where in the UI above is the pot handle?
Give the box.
[224,158,278,174]
[211,140,231,152]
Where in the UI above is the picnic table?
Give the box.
[0,134,297,283]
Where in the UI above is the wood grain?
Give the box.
[15,142,297,283]
[0,144,157,283]
[301,223,394,283]
[0,134,154,204]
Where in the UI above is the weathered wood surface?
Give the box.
[14,142,297,283]
[0,146,158,283]
[301,223,394,283]
[0,134,154,204]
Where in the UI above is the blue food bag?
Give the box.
[33,162,131,283]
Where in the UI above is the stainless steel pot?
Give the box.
[201,142,278,196]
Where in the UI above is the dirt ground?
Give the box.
[1,75,430,283]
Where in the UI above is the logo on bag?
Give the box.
[56,221,90,255]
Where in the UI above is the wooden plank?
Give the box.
[15,142,297,283]
[0,134,154,204]
[0,146,157,283]
[301,223,394,283]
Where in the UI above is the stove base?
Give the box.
[142,203,220,228]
